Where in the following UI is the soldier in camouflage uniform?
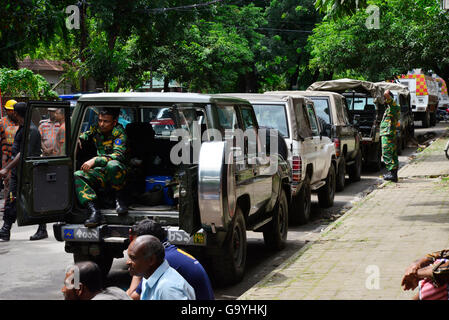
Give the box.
[380,89,400,182]
[75,108,129,227]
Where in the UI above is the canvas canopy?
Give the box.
[375,81,410,97]
[307,78,385,105]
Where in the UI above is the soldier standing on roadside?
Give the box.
[381,89,400,182]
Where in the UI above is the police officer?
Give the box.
[74,107,128,228]
[381,89,400,182]
[0,102,46,241]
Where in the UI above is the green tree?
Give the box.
[0,68,58,98]
[308,0,449,81]
[0,0,70,68]
[258,0,322,90]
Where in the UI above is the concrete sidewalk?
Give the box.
[239,132,449,300]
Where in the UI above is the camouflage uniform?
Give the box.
[380,97,400,171]
[74,123,128,206]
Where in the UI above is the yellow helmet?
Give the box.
[5,100,17,110]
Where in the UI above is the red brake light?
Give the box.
[292,156,302,182]
[334,138,341,157]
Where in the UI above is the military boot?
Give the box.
[29,224,48,241]
[115,191,128,216]
[84,201,102,228]
[0,222,12,241]
[383,169,398,183]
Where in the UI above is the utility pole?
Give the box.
[79,0,87,92]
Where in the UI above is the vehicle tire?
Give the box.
[348,148,362,182]
[370,142,382,172]
[422,111,430,128]
[210,207,247,286]
[317,164,336,208]
[263,189,288,251]
[73,251,113,279]
[336,157,345,192]
[397,135,403,156]
[430,112,436,127]
[290,175,311,225]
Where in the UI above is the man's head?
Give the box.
[61,261,103,300]
[48,108,57,122]
[54,108,65,123]
[5,100,17,120]
[129,219,168,243]
[98,108,120,134]
[13,102,28,124]
[384,89,394,103]
[126,235,165,278]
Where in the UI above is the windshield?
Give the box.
[252,104,289,138]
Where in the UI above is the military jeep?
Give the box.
[17,93,291,286]
[308,79,386,171]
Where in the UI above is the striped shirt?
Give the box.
[0,116,19,167]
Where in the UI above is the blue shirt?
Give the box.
[140,259,195,300]
[136,242,215,300]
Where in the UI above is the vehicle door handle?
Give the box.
[46,173,57,182]
[33,161,49,167]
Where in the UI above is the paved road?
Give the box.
[0,121,446,300]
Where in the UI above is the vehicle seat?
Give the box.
[125,122,155,159]
[364,104,376,113]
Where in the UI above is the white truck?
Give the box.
[397,71,439,128]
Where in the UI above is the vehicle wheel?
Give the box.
[290,175,311,225]
[397,136,403,156]
[73,251,113,279]
[263,189,288,251]
[430,112,436,127]
[317,164,336,208]
[210,207,247,286]
[348,148,362,182]
[371,143,382,172]
[422,111,430,128]
[336,158,346,192]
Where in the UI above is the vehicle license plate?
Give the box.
[62,226,100,242]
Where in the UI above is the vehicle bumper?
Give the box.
[53,222,207,246]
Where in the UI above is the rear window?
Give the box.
[252,104,289,138]
[346,97,375,111]
[308,98,331,125]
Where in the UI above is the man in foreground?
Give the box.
[126,235,195,300]
[62,261,131,300]
[126,219,214,300]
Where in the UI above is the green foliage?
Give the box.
[308,0,449,81]
[0,0,71,68]
[0,68,58,98]
[7,0,449,93]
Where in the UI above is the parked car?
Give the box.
[376,81,415,154]
[17,93,292,286]
[222,93,337,225]
[308,79,386,171]
[266,90,363,191]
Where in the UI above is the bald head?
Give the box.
[133,235,165,262]
[127,235,165,278]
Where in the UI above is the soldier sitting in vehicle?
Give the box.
[74,107,129,228]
